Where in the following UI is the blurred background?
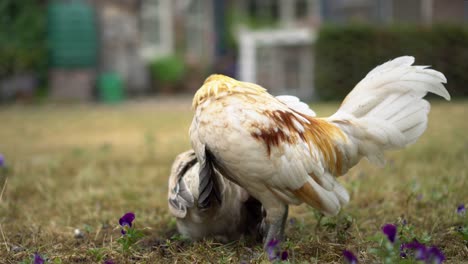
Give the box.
[2,2,468,263]
[1,0,467,103]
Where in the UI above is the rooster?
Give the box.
[189,56,450,248]
[168,150,263,242]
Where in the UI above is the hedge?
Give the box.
[0,1,46,78]
[315,24,468,100]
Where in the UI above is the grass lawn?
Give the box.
[0,99,467,263]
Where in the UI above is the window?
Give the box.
[242,0,317,26]
[295,0,309,19]
[184,0,214,64]
[246,0,280,24]
[140,0,173,61]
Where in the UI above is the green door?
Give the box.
[48,1,97,68]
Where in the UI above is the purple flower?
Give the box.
[417,194,423,201]
[280,250,288,260]
[343,250,358,264]
[265,238,288,261]
[288,217,297,226]
[402,240,427,260]
[414,246,428,260]
[0,154,4,167]
[103,259,115,264]
[267,238,279,248]
[401,218,407,226]
[119,212,135,227]
[401,241,445,263]
[33,252,45,264]
[382,224,397,243]
[457,204,465,216]
[119,212,135,235]
[427,246,445,264]
[266,239,279,260]
[399,244,407,258]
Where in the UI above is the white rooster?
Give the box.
[189,56,450,248]
[168,150,263,242]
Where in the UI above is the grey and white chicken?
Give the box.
[168,150,262,242]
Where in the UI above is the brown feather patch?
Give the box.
[250,111,297,156]
[291,182,326,212]
[308,172,324,186]
[251,110,347,175]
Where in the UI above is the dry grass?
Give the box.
[0,99,467,263]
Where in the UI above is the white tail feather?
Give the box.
[330,56,450,166]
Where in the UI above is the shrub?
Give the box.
[315,24,468,100]
[0,0,46,78]
[149,56,186,85]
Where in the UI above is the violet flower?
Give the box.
[33,252,45,264]
[382,224,397,243]
[265,239,288,261]
[427,246,445,264]
[343,250,358,264]
[119,212,135,235]
[288,217,297,226]
[103,259,115,264]
[401,241,445,263]
[266,238,278,260]
[402,240,427,260]
[457,204,465,216]
[280,251,288,261]
[417,194,423,201]
[399,244,407,258]
[0,154,4,167]
[401,218,407,226]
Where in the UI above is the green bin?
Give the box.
[98,72,125,103]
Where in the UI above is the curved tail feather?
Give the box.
[329,56,450,169]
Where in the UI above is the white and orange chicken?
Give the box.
[189,56,450,248]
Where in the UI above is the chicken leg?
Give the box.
[262,204,289,249]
